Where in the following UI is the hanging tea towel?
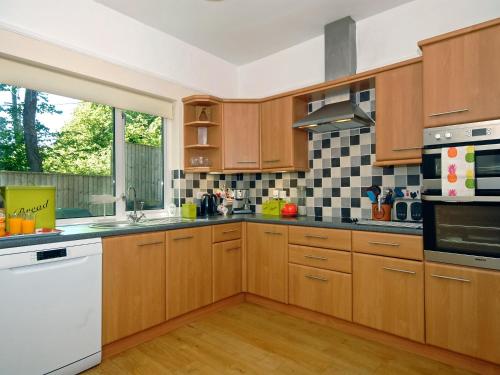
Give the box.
[441,146,475,197]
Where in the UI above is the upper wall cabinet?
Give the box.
[420,19,500,128]
[375,59,423,166]
[260,96,308,171]
[223,102,260,170]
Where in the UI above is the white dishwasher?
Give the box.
[0,238,102,375]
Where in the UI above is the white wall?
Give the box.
[238,0,500,98]
[0,0,238,98]
[237,35,325,98]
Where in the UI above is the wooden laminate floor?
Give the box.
[85,303,473,375]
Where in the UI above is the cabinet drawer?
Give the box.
[352,231,422,260]
[213,223,242,243]
[289,245,351,273]
[289,226,351,251]
[289,264,352,321]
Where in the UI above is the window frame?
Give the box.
[54,108,170,225]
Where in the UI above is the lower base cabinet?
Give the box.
[289,264,352,321]
[353,253,424,342]
[166,226,212,319]
[246,223,288,303]
[213,239,242,302]
[425,262,500,365]
[102,232,166,344]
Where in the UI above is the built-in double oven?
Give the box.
[422,119,500,270]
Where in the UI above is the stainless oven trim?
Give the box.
[423,143,500,154]
[423,119,500,146]
[425,250,500,271]
[422,195,500,202]
[423,177,500,192]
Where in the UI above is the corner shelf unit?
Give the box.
[183,95,223,173]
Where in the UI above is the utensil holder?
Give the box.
[372,203,392,221]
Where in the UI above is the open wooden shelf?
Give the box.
[184,144,219,150]
[183,95,223,172]
[185,121,220,127]
[184,167,218,173]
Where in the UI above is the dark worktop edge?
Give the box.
[0,215,422,249]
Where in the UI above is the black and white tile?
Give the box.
[172,89,422,219]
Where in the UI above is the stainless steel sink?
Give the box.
[90,221,141,229]
[90,217,186,229]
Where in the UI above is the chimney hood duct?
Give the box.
[293,16,374,132]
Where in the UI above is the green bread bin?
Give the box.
[0,186,56,230]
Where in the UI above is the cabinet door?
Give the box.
[260,97,293,169]
[425,262,500,364]
[353,253,424,342]
[223,103,260,170]
[247,223,288,303]
[289,264,352,320]
[423,24,500,127]
[213,239,242,302]
[376,62,423,163]
[166,226,212,319]
[102,232,166,344]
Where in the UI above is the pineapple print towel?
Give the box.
[442,146,475,197]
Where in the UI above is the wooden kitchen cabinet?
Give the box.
[289,264,352,321]
[223,102,260,170]
[102,232,166,344]
[425,262,500,364]
[166,226,212,319]
[353,253,425,342]
[260,96,308,171]
[420,19,500,127]
[246,223,288,303]
[375,59,423,165]
[213,239,242,302]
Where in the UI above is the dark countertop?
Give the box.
[0,214,422,249]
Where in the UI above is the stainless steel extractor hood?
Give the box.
[293,16,374,132]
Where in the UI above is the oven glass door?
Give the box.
[423,144,500,195]
[423,201,500,258]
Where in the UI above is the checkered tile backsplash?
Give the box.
[172,89,422,219]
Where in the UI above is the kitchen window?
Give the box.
[0,83,167,220]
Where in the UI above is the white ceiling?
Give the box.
[95,0,414,65]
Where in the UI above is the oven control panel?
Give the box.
[424,119,500,147]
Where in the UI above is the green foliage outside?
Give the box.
[0,84,162,176]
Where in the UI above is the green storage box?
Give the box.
[0,186,56,230]
[181,203,197,219]
[262,199,286,216]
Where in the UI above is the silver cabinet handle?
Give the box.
[264,231,282,235]
[431,274,471,283]
[383,267,416,275]
[173,235,194,241]
[305,274,328,282]
[137,240,164,247]
[305,235,328,240]
[236,161,257,164]
[368,241,400,247]
[263,159,281,163]
[222,229,238,234]
[304,254,328,261]
[392,146,422,151]
[429,108,469,117]
[225,247,240,252]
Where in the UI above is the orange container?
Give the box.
[9,215,23,235]
[372,203,392,221]
[0,212,5,237]
[22,219,36,234]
